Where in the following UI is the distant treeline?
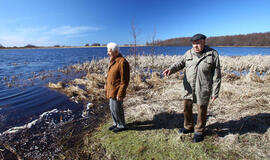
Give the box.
[0,43,105,49]
[147,32,270,46]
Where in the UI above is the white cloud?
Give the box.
[0,35,26,47]
[31,36,57,46]
[0,25,101,47]
[17,27,48,35]
[0,35,56,47]
[48,26,100,35]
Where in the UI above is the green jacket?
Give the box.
[169,46,221,105]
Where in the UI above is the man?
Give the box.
[105,42,130,133]
[163,33,221,142]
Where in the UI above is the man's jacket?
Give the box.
[106,54,130,99]
[169,46,221,105]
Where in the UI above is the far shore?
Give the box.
[0,45,146,50]
[1,45,270,50]
[0,46,107,50]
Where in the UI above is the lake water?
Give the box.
[0,46,270,134]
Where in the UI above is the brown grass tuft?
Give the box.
[48,82,65,89]
[223,73,240,82]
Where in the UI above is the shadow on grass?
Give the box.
[207,113,270,137]
[126,112,185,130]
[126,112,270,138]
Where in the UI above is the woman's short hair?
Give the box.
[107,42,119,52]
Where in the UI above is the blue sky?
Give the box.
[0,0,270,47]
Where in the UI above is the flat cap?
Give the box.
[190,33,206,42]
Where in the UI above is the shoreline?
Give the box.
[0,46,106,50]
[1,45,270,50]
[0,45,147,50]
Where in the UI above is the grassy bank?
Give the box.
[81,119,246,160]
[48,55,270,160]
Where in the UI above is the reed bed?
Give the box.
[68,54,270,74]
[48,55,270,159]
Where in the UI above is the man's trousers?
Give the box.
[183,99,208,133]
[109,98,125,128]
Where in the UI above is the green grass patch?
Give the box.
[84,120,249,160]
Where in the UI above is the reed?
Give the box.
[47,55,270,159]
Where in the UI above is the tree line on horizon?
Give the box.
[146,32,270,46]
[0,43,104,49]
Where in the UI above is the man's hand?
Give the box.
[117,96,124,101]
[211,96,216,103]
[163,69,171,76]
[104,84,106,90]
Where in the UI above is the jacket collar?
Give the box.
[110,53,123,63]
[109,54,123,70]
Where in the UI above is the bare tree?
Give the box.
[150,27,157,69]
[131,21,138,71]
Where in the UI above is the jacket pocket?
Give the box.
[201,57,213,73]
[204,56,213,64]
[185,58,193,68]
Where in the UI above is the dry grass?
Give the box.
[49,55,270,159]
[220,55,270,73]
[48,72,106,103]
[67,54,270,75]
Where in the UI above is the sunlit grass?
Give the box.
[81,120,247,160]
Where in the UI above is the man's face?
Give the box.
[107,48,118,60]
[192,39,205,53]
